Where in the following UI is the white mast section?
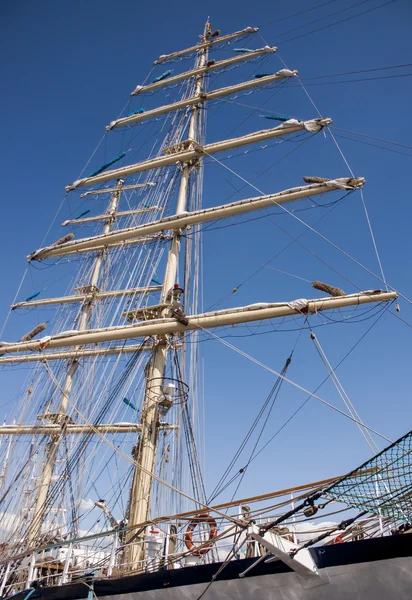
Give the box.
[0,291,396,355]
[29,234,168,261]
[154,26,259,64]
[11,286,162,310]
[80,182,155,197]
[0,343,164,364]
[66,118,330,192]
[124,20,213,569]
[62,206,161,226]
[131,46,276,96]
[0,427,13,492]
[26,180,125,544]
[31,177,354,261]
[0,424,177,435]
[107,70,297,130]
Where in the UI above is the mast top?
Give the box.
[153,25,259,65]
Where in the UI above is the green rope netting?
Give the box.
[325,428,412,522]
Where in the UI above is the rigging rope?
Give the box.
[41,361,245,530]
[201,146,406,308]
[273,0,398,46]
[326,127,388,290]
[310,330,383,453]
[195,325,393,444]
[24,345,148,543]
[208,354,292,503]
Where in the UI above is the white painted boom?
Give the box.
[80,182,155,197]
[154,26,259,64]
[32,177,356,260]
[132,46,276,95]
[0,342,181,364]
[0,291,396,354]
[66,118,330,191]
[11,286,162,310]
[107,70,297,130]
[62,207,161,227]
[0,423,177,435]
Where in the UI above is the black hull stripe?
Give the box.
[8,533,412,600]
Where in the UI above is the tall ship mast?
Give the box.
[0,19,411,600]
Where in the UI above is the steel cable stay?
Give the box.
[282,62,390,300]
[271,0,398,46]
[202,148,412,310]
[309,330,382,452]
[22,346,149,549]
[330,132,412,159]
[287,66,412,329]
[195,324,393,445]
[201,305,388,503]
[172,351,207,505]
[262,0,341,28]
[294,73,412,86]
[39,361,245,528]
[208,354,293,504]
[272,0,373,42]
[326,127,388,289]
[331,125,412,151]
[221,96,412,155]
[187,179,351,318]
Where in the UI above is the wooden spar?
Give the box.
[34,175,346,260]
[0,291,397,355]
[0,423,177,435]
[26,180,125,545]
[0,342,182,364]
[11,286,162,310]
[66,118,331,192]
[28,234,169,261]
[131,46,277,95]
[62,207,161,226]
[154,26,259,64]
[80,182,155,197]
[107,70,297,130]
[124,21,213,569]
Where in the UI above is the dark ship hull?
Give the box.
[9,534,412,599]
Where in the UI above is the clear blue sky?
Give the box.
[1,0,412,503]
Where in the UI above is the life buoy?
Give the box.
[185,513,218,556]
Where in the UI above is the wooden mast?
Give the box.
[27,180,124,544]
